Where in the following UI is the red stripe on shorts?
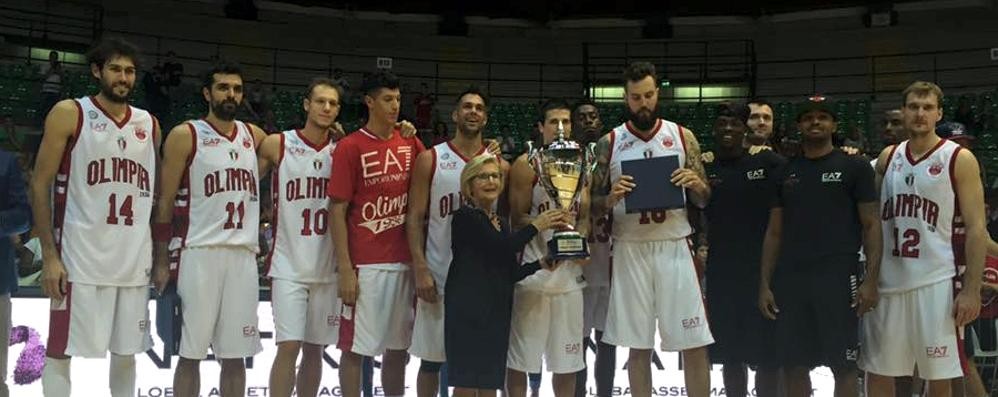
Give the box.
[46,282,73,358]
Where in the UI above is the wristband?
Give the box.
[153,223,171,242]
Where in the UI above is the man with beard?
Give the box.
[570,99,616,397]
[702,103,785,397]
[258,78,343,397]
[330,70,425,397]
[862,82,987,397]
[758,96,880,397]
[153,62,268,397]
[592,62,713,397]
[407,86,502,397]
[31,38,159,397]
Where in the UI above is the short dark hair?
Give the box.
[572,99,599,116]
[715,102,750,124]
[360,69,400,97]
[304,77,342,101]
[623,62,658,86]
[455,86,489,109]
[86,37,141,70]
[537,98,572,123]
[201,61,244,90]
[747,98,773,111]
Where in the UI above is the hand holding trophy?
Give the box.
[526,120,596,260]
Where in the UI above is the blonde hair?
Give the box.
[901,81,944,107]
[460,154,501,199]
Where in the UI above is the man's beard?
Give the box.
[457,119,482,138]
[99,80,131,103]
[627,107,657,131]
[212,99,239,121]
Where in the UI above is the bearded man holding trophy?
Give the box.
[506,98,594,397]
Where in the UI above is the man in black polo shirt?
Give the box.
[757,96,882,397]
[703,103,785,397]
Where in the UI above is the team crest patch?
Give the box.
[117,136,127,152]
[643,148,654,159]
[134,127,148,141]
[905,173,915,186]
[88,110,98,120]
[313,158,323,171]
[928,162,944,177]
[229,149,239,162]
[441,152,450,160]
[242,137,253,149]
[663,136,674,148]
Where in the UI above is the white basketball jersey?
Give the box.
[519,178,587,293]
[425,142,485,294]
[266,130,336,282]
[583,214,612,287]
[879,139,963,293]
[609,119,693,241]
[174,119,260,251]
[56,97,156,286]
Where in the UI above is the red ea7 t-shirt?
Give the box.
[328,127,425,266]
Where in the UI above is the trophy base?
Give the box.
[547,231,590,260]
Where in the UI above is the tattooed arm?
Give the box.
[589,134,614,220]
[673,127,710,208]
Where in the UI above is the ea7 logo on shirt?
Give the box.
[821,172,843,183]
[564,342,582,355]
[90,122,108,132]
[202,137,223,147]
[242,325,258,337]
[746,169,766,180]
[681,317,705,329]
[926,346,949,358]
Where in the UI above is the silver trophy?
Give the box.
[526,120,596,260]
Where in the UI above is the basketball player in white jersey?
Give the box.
[571,99,616,397]
[591,62,713,397]
[407,86,501,397]
[153,62,268,397]
[862,81,987,397]
[506,98,591,397]
[30,38,157,397]
[257,78,342,397]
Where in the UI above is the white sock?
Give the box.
[109,354,136,397]
[42,357,71,397]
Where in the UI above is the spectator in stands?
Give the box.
[2,114,16,151]
[246,79,271,122]
[38,51,63,128]
[332,68,351,100]
[415,83,436,129]
[142,66,170,125]
[954,96,979,134]
[432,121,449,146]
[842,126,867,154]
[0,146,32,397]
[938,121,987,185]
[162,51,184,88]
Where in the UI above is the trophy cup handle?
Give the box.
[526,141,538,163]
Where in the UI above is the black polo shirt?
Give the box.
[774,150,877,271]
[704,150,786,279]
